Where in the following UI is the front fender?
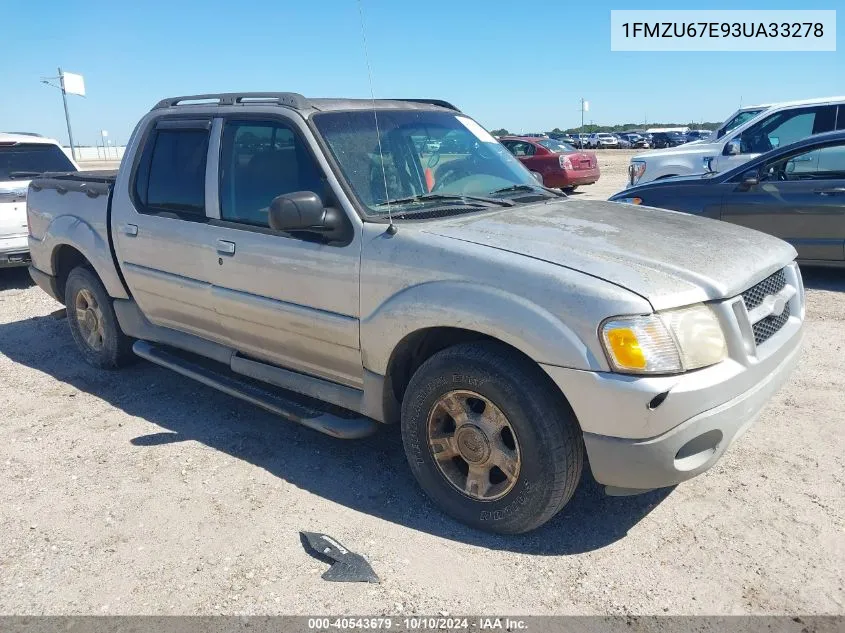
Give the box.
[360,281,604,376]
[33,214,128,299]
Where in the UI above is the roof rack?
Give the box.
[392,99,460,111]
[152,92,311,110]
[152,93,460,113]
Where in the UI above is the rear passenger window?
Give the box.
[219,120,324,227]
[133,126,209,217]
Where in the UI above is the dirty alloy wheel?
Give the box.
[64,266,135,369]
[401,341,584,534]
[426,390,521,502]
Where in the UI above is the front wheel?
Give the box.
[400,342,584,534]
[65,266,135,369]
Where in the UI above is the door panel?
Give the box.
[208,118,362,387]
[206,226,362,386]
[721,141,845,262]
[112,119,223,340]
[722,180,845,260]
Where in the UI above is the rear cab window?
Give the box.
[737,106,837,154]
[133,121,210,219]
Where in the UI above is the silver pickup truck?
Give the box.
[27,93,805,533]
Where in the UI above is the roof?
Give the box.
[0,132,62,145]
[151,93,460,114]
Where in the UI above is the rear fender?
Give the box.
[35,214,128,299]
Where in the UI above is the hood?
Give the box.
[633,142,719,161]
[420,200,796,311]
[616,173,720,195]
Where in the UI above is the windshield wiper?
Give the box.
[489,184,564,197]
[8,171,43,179]
[376,193,514,208]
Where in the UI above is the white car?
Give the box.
[0,133,77,267]
[628,96,845,186]
[588,133,619,149]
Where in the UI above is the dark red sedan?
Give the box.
[500,136,600,192]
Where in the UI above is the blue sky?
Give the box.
[1,0,842,146]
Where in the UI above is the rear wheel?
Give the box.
[561,186,577,193]
[400,342,583,534]
[65,266,134,369]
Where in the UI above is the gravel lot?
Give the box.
[0,154,842,616]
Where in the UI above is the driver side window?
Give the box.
[759,142,845,182]
[736,106,836,155]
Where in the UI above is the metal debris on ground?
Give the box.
[300,531,379,583]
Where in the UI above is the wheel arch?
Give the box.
[362,281,600,424]
[37,215,129,302]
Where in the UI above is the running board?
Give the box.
[132,340,378,439]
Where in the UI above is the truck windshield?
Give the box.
[0,143,75,181]
[716,108,766,139]
[312,110,544,217]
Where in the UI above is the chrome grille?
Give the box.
[742,269,790,346]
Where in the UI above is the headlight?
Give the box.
[615,196,642,205]
[629,160,646,184]
[601,304,727,374]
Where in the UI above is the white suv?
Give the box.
[628,96,845,186]
[589,133,619,149]
[0,133,77,267]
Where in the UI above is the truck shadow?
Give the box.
[800,266,845,291]
[0,312,671,555]
[0,267,35,290]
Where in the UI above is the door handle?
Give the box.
[123,224,138,236]
[216,239,236,255]
[814,187,845,196]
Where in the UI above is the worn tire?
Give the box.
[400,341,583,534]
[64,266,135,369]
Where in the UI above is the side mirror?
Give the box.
[725,139,741,156]
[268,191,348,242]
[740,170,759,188]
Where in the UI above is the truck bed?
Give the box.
[27,170,118,293]
[30,170,117,197]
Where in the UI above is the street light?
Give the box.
[40,68,85,162]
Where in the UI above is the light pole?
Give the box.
[41,68,84,162]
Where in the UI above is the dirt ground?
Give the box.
[0,154,842,616]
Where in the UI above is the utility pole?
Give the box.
[58,68,77,161]
[580,98,584,133]
[42,68,84,162]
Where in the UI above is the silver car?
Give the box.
[26,93,804,533]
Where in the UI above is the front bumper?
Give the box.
[578,333,801,490]
[542,264,804,491]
